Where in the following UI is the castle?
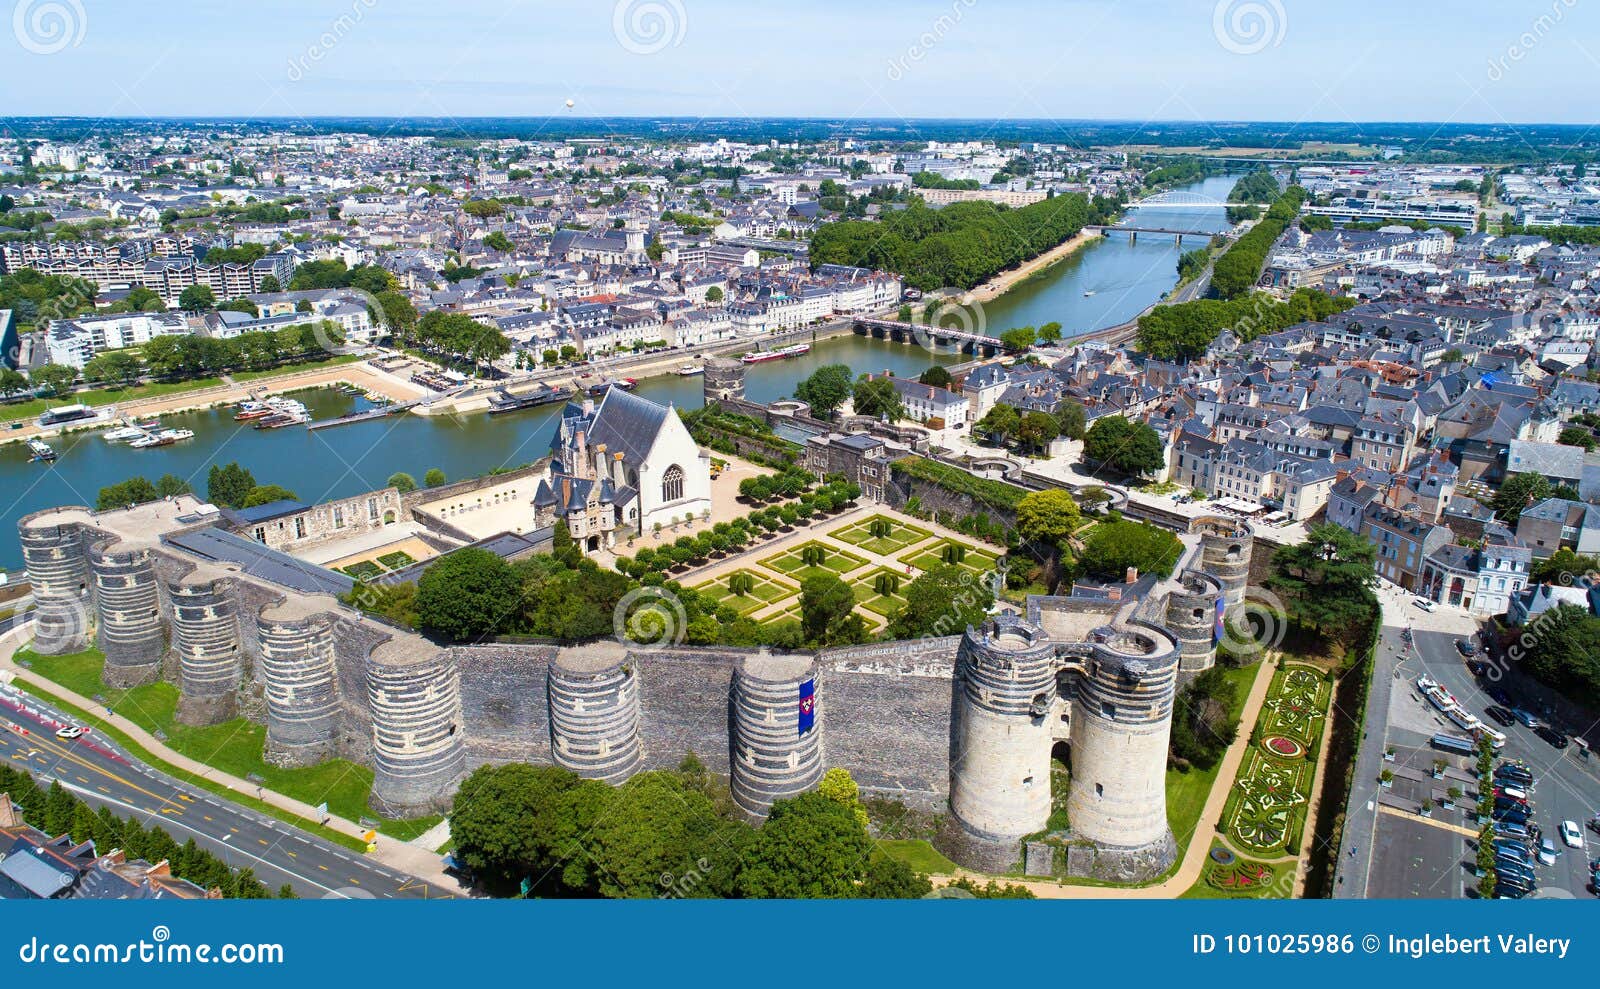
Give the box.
[17,493,1254,882]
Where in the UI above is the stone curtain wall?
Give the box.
[456,644,557,765]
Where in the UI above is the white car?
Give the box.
[54,725,85,740]
[1561,820,1584,849]
[1413,598,1438,612]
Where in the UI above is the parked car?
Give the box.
[1496,867,1538,890]
[1498,859,1538,882]
[53,725,85,740]
[1484,706,1516,727]
[1512,709,1541,728]
[1562,820,1585,849]
[1497,822,1532,842]
[1414,598,1438,612]
[1495,784,1530,801]
[1495,882,1532,899]
[1496,763,1535,785]
[1467,660,1490,676]
[1496,846,1533,867]
[1539,837,1559,865]
[1456,639,1477,657]
[1489,687,1512,706]
[1535,726,1570,749]
[1496,807,1532,825]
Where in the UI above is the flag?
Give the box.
[1215,598,1228,645]
[798,678,816,736]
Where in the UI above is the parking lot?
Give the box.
[1363,622,1600,899]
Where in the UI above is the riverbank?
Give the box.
[965,228,1104,305]
[0,357,426,446]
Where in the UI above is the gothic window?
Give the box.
[662,464,684,503]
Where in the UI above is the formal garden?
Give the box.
[335,548,417,581]
[898,537,1001,577]
[693,569,800,618]
[758,540,871,582]
[1188,843,1288,899]
[828,515,933,556]
[1219,664,1331,858]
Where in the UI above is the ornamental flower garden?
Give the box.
[1220,664,1332,858]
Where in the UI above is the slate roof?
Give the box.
[162,528,354,597]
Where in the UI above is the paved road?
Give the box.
[0,684,448,899]
[1331,620,1405,898]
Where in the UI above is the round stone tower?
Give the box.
[702,357,746,404]
[547,651,643,784]
[730,654,823,820]
[367,650,467,817]
[88,540,164,687]
[257,606,340,767]
[169,575,242,725]
[1194,516,1254,613]
[18,511,91,655]
[1165,569,1224,675]
[1066,620,1181,882]
[940,615,1058,873]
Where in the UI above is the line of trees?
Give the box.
[1210,185,1307,299]
[1135,286,1356,361]
[448,761,949,900]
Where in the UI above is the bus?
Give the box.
[1430,733,1477,755]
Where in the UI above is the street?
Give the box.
[0,683,450,899]
[1339,581,1600,899]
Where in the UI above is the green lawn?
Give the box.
[827,515,933,556]
[341,560,386,582]
[877,839,957,875]
[693,569,798,618]
[376,550,416,570]
[898,538,1000,576]
[15,646,437,841]
[1166,661,1264,862]
[1181,843,1287,899]
[1,378,226,424]
[757,541,869,582]
[854,568,911,618]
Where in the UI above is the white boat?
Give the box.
[128,434,166,449]
[26,438,57,462]
[157,428,194,442]
[741,343,811,364]
[1083,290,1096,297]
[676,365,704,376]
[102,425,147,442]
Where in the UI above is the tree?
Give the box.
[0,367,26,397]
[155,473,192,498]
[1265,523,1379,647]
[999,326,1038,352]
[124,286,164,312]
[974,402,1021,443]
[1082,415,1164,478]
[205,462,256,508]
[28,364,78,397]
[258,274,282,293]
[860,853,933,899]
[852,376,903,422]
[178,284,217,311]
[1493,472,1551,526]
[388,471,418,493]
[1440,348,1465,363]
[1558,426,1596,452]
[1038,321,1063,343]
[375,291,417,340]
[82,350,144,387]
[482,231,514,253]
[449,763,611,893]
[1015,410,1059,454]
[416,547,521,641]
[918,366,953,388]
[1054,401,1086,440]
[737,792,872,899]
[887,564,994,640]
[242,484,299,508]
[97,476,159,511]
[1531,548,1600,585]
[588,772,734,899]
[1170,666,1240,770]
[424,468,447,488]
[1016,489,1081,548]
[1078,520,1184,580]
[704,286,724,303]
[800,573,864,646]
[1521,603,1600,708]
[795,364,853,420]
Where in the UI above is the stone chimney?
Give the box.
[1125,567,1139,584]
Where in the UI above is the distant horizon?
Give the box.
[3,114,1599,128]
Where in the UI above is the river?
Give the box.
[0,176,1233,571]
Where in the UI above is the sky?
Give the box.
[0,0,1595,125]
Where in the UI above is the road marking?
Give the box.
[347,878,360,885]
[203,815,213,822]
[318,865,328,871]
[257,839,269,847]
[221,834,232,842]
[75,775,89,784]
[229,827,238,834]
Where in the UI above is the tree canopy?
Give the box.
[1081,415,1164,478]
[1077,520,1183,581]
[1265,523,1379,648]
[887,564,994,639]
[416,548,523,641]
[795,364,853,420]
